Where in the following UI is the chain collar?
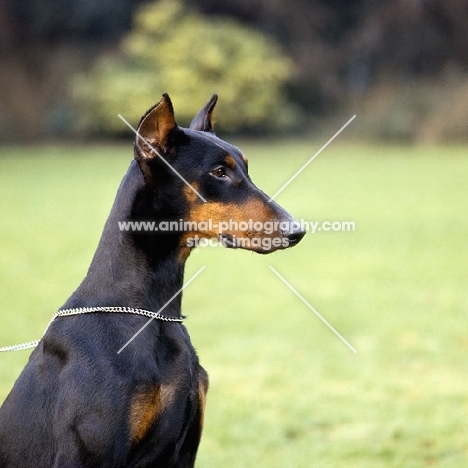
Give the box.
[55,306,184,322]
[0,306,183,353]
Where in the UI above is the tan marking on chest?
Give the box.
[198,368,209,431]
[129,383,178,446]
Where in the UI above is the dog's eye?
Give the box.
[211,167,227,178]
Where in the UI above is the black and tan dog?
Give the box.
[0,94,305,467]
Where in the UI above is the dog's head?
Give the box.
[134,93,305,257]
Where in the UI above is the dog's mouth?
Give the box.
[218,231,305,253]
[218,233,238,249]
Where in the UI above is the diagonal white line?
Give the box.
[268,115,356,202]
[269,266,357,353]
[118,114,207,203]
[117,266,206,354]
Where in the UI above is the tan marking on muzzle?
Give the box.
[183,182,201,205]
[180,195,288,253]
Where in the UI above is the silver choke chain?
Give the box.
[0,306,183,353]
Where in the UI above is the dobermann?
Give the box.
[0,94,305,467]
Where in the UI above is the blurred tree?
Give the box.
[3,0,142,44]
[0,0,146,140]
[73,0,297,134]
[188,0,468,111]
[2,0,468,140]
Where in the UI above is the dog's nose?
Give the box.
[281,222,306,246]
[286,229,306,246]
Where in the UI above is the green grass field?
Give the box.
[0,142,466,467]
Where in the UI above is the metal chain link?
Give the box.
[0,306,183,353]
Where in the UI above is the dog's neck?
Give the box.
[63,161,185,317]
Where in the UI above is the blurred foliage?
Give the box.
[73,0,297,134]
[2,0,468,140]
[345,71,468,143]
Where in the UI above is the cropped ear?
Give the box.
[135,93,178,161]
[189,93,218,133]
